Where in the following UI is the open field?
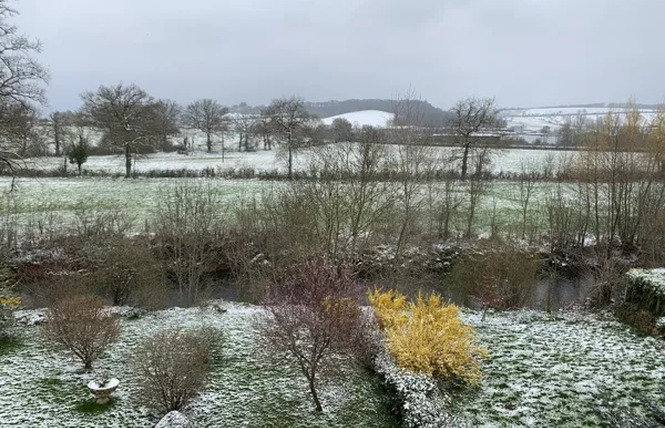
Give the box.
[0,176,562,240]
[21,146,576,176]
[2,302,397,427]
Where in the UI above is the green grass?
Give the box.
[0,336,21,356]
[75,398,116,414]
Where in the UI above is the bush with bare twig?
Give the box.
[260,255,364,412]
[131,327,221,415]
[41,294,119,370]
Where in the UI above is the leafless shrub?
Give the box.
[153,183,227,306]
[446,248,541,311]
[260,255,364,412]
[41,294,119,370]
[73,207,135,239]
[84,237,169,309]
[131,327,221,415]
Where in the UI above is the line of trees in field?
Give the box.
[0,0,512,180]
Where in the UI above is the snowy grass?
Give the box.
[0,176,564,239]
[452,310,665,427]
[22,146,574,176]
[0,175,570,239]
[0,177,282,236]
[1,303,398,427]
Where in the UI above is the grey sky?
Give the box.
[13,0,665,111]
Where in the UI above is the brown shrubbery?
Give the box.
[41,294,119,370]
[446,248,541,310]
[260,255,364,412]
[131,327,221,415]
[84,237,169,309]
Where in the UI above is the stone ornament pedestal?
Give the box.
[87,378,119,404]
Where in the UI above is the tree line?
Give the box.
[0,0,508,181]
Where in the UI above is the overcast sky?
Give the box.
[13,0,665,111]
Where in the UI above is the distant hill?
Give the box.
[305,99,452,127]
[229,99,452,127]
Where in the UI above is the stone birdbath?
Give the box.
[87,378,119,404]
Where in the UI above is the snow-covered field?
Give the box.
[321,110,394,128]
[2,303,397,428]
[502,105,661,134]
[22,145,575,176]
[453,310,665,427]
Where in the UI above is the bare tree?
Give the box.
[233,114,257,152]
[261,255,363,412]
[0,1,47,106]
[146,99,181,152]
[448,97,502,180]
[512,160,539,240]
[81,83,161,178]
[330,117,354,143]
[0,1,48,171]
[262,97,314,179]
[391,88,435,258]
[183,99,229,153]
[48,111,68,156]
[0,102,43,157]
[153,183,227,306]
[41,295,119,371]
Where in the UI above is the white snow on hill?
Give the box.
[321,110,394,128]
[502,106,661,134]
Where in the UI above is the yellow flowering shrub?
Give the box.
[368,288,486,384]
[0,297,22,310]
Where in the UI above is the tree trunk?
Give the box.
[308,375,323,412]
[288,146,293,180]
[207,133,212,152]
[125,143,132,178]
[461,144,470,180]
[54,131,60,157]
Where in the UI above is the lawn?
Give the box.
[3,303,664,427]
[452,309,665,427]
[1,303,398,427]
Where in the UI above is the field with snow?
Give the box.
[2,304,663,427]
[22,145,575,176]
[0,175,566,239]
[1,303,397,427]
[502,105,661,135]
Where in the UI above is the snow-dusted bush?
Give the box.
[373,343,461,428]
[41,294,119,370]
[626,268,665,316]
[131,327,221,415]
[155,411,193,428]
